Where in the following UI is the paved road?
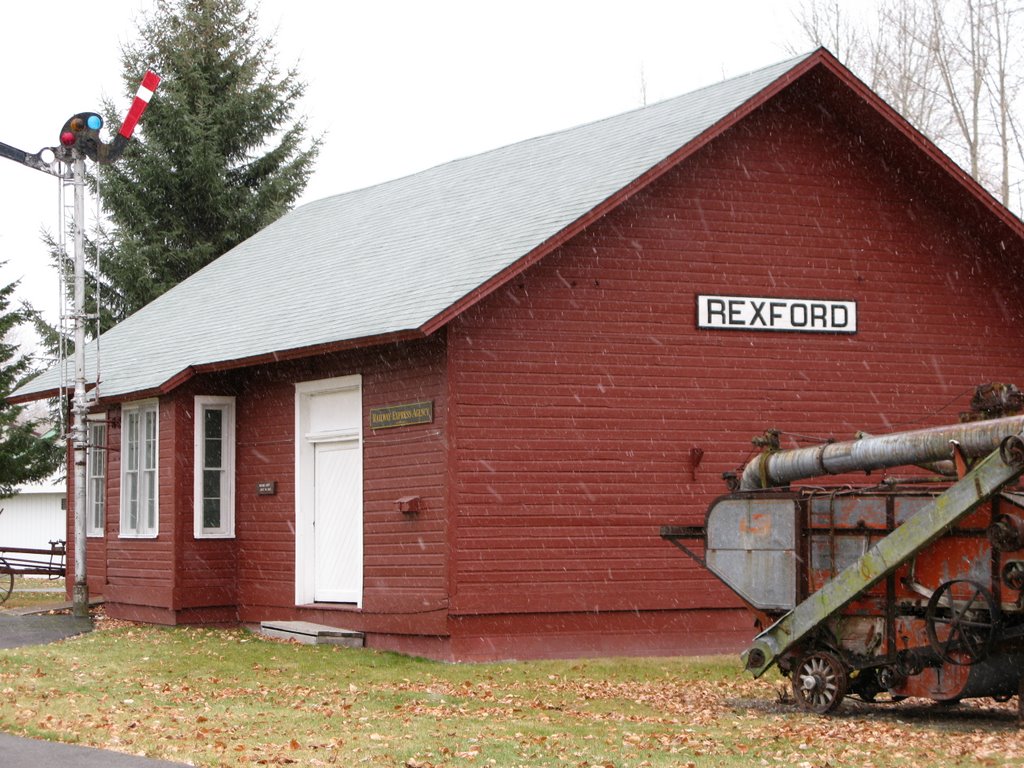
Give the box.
[0,611,93,649]
[1,611,190,765]
[0,732,190,767]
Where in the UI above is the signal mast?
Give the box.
[0,71,159,617]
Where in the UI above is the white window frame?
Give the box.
[193,396,236,539]
[85,418,107,538]
[119,399,159,539]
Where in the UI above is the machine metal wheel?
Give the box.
[1001,435,1024,466]
[0,560,12,605]
[792,650,848,714]
[1002,560,1024,591]
[925,579,999,666]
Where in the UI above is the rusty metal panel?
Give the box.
[810,495,887,529]
[894,496,931,524]
[809,534,871,573]
[706,498,798,610]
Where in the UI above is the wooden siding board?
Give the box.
[229,339,450,625]
[447,609,749,661]
[447,90,1024,618]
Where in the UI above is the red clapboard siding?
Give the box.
[447,87,1024,618]
[169,385,239,614]
[100,339,448,627]
[218,338,450,625]
[99,401,175,614]
[85,65,1024,659]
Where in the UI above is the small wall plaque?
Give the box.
[370,401,434,430]
[257,481,277,496]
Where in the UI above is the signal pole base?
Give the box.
[72,583,90,618]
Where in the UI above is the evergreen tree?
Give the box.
[92,0,320,324]
[0,270,63,497]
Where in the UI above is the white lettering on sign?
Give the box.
[696,295,857,333]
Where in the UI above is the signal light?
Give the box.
[56,111,105,159]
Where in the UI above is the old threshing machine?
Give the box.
[664,390,1024,714]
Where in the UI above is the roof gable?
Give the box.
[15,49,1021,402]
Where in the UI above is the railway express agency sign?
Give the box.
[697,295,857,334]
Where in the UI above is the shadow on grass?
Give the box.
[731,691,1020,731]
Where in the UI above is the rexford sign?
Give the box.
[697,295,857,333]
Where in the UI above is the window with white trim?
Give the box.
[85,419,106,537]
[194,396,236,538]
[120,400,159,538]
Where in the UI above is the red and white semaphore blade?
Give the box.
[119,70,161,140]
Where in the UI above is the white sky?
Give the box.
[0,0,825,326]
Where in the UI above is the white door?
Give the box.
[313,439,362,602]
[295,375,363,606]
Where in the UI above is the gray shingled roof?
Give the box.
[15,52,812,401]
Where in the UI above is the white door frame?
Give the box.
[294,374,363,606]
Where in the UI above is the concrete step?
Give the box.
[258,620,364,647]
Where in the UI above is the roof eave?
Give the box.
[8,328,427,406]
[163,328,426,393]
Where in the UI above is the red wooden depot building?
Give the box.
[15,49,1024,661]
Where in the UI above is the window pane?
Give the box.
[90,478,103,530]
[126,413,139,470]
[126,473,138,531]
[205,438,222,468]
[204,407,223,467]
[204,408,222,440]
[145,469,157,530]
[203,468,221,500]
[203,496,221,529]
[144,411,157,469]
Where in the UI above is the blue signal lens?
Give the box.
[87,114,103,131]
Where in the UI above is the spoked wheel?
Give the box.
[792,650,848,714]
[925,579,999,666]
[0,560,12,605]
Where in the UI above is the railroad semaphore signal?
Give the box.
[0,69,160,617]
[54,70,160,165]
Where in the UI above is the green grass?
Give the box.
[1,620,1022,767]
[0,577,66,611]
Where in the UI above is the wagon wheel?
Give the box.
[792,650,848,714]
[925,579,999,666]
[0,559,12,605]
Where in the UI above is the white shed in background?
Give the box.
[0,476,66,550]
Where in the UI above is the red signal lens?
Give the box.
[60,131,76,146]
